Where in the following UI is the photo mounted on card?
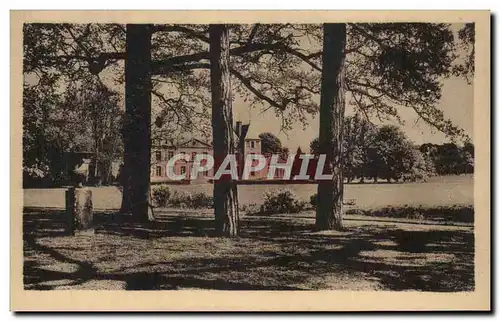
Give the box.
[10,10,491,311]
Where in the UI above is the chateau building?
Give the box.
[150,121,287,183]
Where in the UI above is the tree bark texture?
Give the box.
[315,23,347,231]
[209,24,240,237]
[123,24,153,222]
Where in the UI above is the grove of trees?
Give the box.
[23,74,123,188]
[311,115,474,184]
[23,22,474,233]
[420,140,474,175]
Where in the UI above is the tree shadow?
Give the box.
[121,272,303,290]
[23,206,474,292]
[23,207,71,238]
[94,212,217,238]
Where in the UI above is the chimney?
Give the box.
[235,121,242,138]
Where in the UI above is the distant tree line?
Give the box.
[309,114,473,183]
[420,140,474,175]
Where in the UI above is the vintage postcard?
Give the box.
[11,10,490,311]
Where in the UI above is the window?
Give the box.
[167,150,174,160]
[250,141,255,149]
[276,168,285,178]
[155,166,162,177]
[155,151,162,161]
[192,152,197,160]
[180,166,186,175]
[250,171,256,177]
[200,154,208,166]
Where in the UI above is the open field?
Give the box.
[23,174,474,210]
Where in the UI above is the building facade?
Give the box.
[151,138,213,183]
[150,122,288,183]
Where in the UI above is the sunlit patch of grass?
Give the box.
[24,209,474,291]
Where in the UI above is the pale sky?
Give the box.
[234,74,474,151]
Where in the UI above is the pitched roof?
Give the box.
[243,123,260,140]
[177,138,212,148]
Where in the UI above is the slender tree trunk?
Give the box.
[209,24,239,237]
[315,23,346,231]
[123,24,153,222]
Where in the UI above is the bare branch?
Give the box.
[230,67,284,110]
[152,42,322,75]
[246,24,260,46]
[153,24,210,42]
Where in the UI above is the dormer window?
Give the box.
[250,141,255,149]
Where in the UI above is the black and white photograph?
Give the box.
[10,10,490,311]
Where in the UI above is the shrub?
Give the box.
[261,189,307,214]
[190,192,214,209]
[168,190,189,208]
[348,205,473,223]
[310,193,317,208]
[346,205,426,221]
[152,185,171,207]
[167,190,213,209]
[240,203,261,215]
[345,208,365,215]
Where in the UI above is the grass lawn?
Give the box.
[23,208,474,291]
[23,174,474,210]
[22,175,474,291]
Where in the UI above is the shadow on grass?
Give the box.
[23,206,474,292]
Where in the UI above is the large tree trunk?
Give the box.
[123,24,153,222]
[119,162,131,213]
[315,23,346,231]
[209,24,239,237]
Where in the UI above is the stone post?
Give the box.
[65,187,94,236]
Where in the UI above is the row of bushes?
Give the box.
[151,185,472,223]
[152,185,213,209]
[152,186,311,213]
[152,185,358,213]
[345,205,473,223]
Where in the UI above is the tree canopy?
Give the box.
[309,118,475,183]
[24,23,472,140]
[259,132,285,154]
